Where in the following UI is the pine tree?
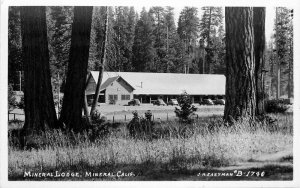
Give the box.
[264,41,275,99]
[20,6,59,134]
[112,6,136,72]
[163,6,178,72]
[224,7,256,122]
[89,7,117,72]
[274,7,293,98]
[47,6,73,98]
[149,7,166,72]
[8,6,22,91]
[123,6,136,71]
[59,6,93,131]
[90,6,108,116]
[177,7,200,73]
[132,7,155,72]
[253,7,266,115]
[199,7,224,74]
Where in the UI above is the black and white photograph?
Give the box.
[1,0,300,187]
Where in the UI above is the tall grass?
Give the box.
[8,113,293,179]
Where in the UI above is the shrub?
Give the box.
[174,91,197,123]
[90,110,106,124]
[87,110,110,140]
[145,110,152,121]
[17,95,25,109]
[8,84,16,111]
[127,110,154,139]
[265,99,289,113]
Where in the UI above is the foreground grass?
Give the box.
[8,113,293,180]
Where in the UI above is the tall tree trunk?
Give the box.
[270,43,274,98]
[20,6,59,134]
[288,37,293,98]
[206,7,212,74]
[275,8,280,99]
[83,74,91,124]
[224,7,256,122]
[253,7,266,116]
[90,7,108,116]
[59,6,93,131]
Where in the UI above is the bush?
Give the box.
[144,110,152,121]
[127,110,154,139]
[90,110,106,125]
[265,99,289,113]
[86,110,110,140]
[174,91,197,123]
[8,84,16,112]
[17,95,25,109]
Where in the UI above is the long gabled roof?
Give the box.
[99,76,119,91]
[90,71,226,95]
[89,74,135,92]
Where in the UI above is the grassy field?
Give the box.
[8,113,293,181]
[8,104,224,122]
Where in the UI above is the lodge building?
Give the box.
[85,71,226,105]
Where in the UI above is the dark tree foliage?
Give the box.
[177,7,200,74]
[8,6,23,91]
[112,6,136,72]
[132,8,156,72]
[200,7,224,74]
[8,84,16,112]
[264,8,293,100]
[90,6,108,116]
[275,8,293,98]
[89,7,117,72]
[47,6,73,93]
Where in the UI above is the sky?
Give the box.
[135,6,276,42]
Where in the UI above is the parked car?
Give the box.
[109,99,116,105]
[128,99,141,106]
[213,99,225,105]
[167,99,179,106]
[153,99,166,106]
[199,99,214,105]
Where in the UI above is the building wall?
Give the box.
[86,77,96,95]
[105,78,133,105]
[86,74,225,105]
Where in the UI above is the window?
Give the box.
[121,94,130,100]
[109,95,118,101]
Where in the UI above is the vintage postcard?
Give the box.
[1,0,299,187]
